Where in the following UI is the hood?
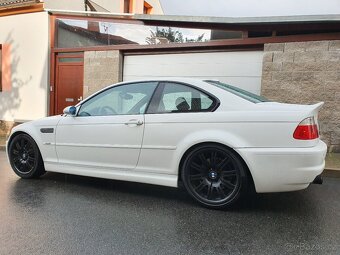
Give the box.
[11,115,63,133]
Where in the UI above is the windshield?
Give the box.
[205,80,269,103]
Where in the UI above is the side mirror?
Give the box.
[63,106,77,116]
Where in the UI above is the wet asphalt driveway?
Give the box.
[0,151,339,255]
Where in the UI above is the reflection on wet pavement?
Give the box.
[0,151,339,255]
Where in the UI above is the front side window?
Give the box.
[78,82,158,116]
[148,82,216,114]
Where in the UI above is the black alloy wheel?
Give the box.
[8,133,45,178]
[182,144,248,209]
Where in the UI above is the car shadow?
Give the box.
[25,172,321,214]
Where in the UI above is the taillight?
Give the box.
[293,117,319,140]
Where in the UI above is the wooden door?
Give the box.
[55,54,84,114]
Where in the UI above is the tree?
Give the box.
[185,33,205,43]
[146,27,206,44]
[146,27,184,44]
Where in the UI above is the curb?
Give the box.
[323,169,340,178]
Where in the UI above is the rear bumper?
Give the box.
[236,140,327,193]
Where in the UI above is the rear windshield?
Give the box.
[205,80,269,103]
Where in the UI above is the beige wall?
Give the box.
[261,40,340,152]
[44,0,163,14]
[90,0,121,12]
[44,0,121,12]
[84,50,122,99]
[44,0,85,11]
[0,12,49,122]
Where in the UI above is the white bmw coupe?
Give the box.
[7,78,327,208]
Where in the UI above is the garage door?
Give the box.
[123,51,263,94]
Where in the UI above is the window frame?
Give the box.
[0,44,11,92]
[0,44,2,91]
[124,0,131,13]
[76,81,160,117]
[146,81,219,114]
[205,80,269,103]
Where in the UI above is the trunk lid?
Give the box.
[256,101,324,147]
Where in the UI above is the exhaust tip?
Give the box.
[312,175,323,185]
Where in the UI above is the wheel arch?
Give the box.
[7,130,46,178]
[6,131,26,156]
[7,130,43,159]
[177,141,255,192]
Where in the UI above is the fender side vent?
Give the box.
[40,128,54,134]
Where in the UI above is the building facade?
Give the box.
[44,0,163,14]
[0,1,339,151]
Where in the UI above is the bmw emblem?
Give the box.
[209,171,217,179]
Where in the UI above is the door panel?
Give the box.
[56,55,84,114]
[138,113,201,174]
[55,81,158,170]
[56,115,144,170]
[137,82,218,174]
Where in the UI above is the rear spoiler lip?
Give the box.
[311,102,324,110]
[304,102,324,119]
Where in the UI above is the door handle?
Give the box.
[124,119,143,126]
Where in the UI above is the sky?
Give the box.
[159,0,340,17]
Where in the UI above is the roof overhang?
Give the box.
[135,14,340,25]
[47,9,340,24]
[46,10,340,32]
[0,0,43,17]
[46,9,134,20]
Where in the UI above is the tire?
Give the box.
[181,143,248,209]
[8,133,46,179]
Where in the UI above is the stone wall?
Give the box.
[261,40,340,152]
[0,120,21,138]
[83,50,123,99]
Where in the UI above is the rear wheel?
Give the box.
[181,144,248,209]
[8,133,45,178]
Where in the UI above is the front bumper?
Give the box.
[236,140,327,193]
[5,140,10,165]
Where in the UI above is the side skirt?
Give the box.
[44,162,178,188]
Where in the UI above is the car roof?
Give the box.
[116,77,208,85]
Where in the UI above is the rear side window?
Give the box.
[147,82,216,113]
[206,80,269,103]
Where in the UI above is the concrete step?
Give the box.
[0,136,6,150]
[323,153,340,178]
[325,153,340,170]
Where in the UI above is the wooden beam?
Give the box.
[52,32,340,53]
[49,15,56,115]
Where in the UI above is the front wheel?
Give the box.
[181,144,248,209]
[8,133,46,178]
